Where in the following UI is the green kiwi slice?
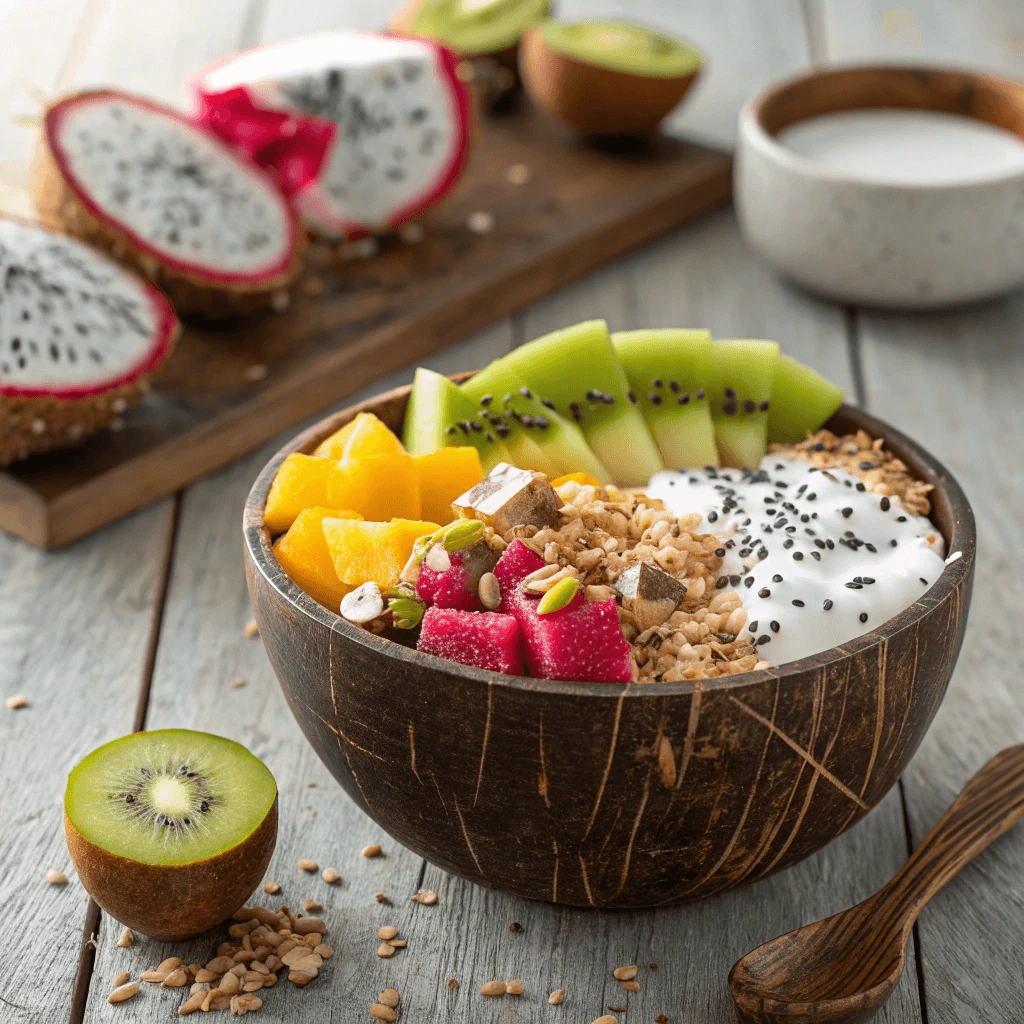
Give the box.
[407,0,550,56]
[767,354,845,444]
[64,729,277,940]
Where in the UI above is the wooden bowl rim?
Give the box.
[244,374,975,700]
[740,62,1024,192]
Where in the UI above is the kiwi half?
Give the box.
[64,729,277,941]
[520,19,703,136]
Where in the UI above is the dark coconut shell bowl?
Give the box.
[243,375,975,909]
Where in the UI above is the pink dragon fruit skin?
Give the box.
[493,542,632,683]
[416,552,479,612]
[418,608,524,676]
[517,598,633,684]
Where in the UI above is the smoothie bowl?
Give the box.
[243,321,974,908]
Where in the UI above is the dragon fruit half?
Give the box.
[31,90,304,317]
[194,31,472,240]
[0,217,178,465]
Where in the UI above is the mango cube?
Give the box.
[323,518,439,589]
[413,447,483,525]
[314,412,404,461]
[264,453,340,535]
[273,507,361,610]
[328,450,422,521]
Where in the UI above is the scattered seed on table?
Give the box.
[448,979,460,990]
[467,210,496,234]
[377,942,397,958]
[113,971,130,988]
[361,844,382,858]
[649,962,659,970]
[548,989,564,1005]
[5,694,27,709]
[263,881,280,895]
[612,965,637,981]
[506,980,524,995]
[621,980,640,992]
[378,925,398,941]
[593,1016,618,1024]
[480,981,507,997]
[162,969,188,988]
[321,867,340,883]
[315,944,333,958]
[297,859,318,872]
[411,890,437,905]
[370,1004,397,1022]
[390,939,407,949]
[379,989,400,1008]
[302,898,322,913]
[508,921,523,933]
[374,891,391,904]
[506,163,532,185]
[655,1016,669,1024]
[107,982,139,1004]
[229,676,246,689]
[46,869,68,885]
[116,928,134,948]
[608,1008,627,1014]
[243,618,259,638]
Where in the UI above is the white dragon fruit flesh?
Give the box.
[0,217,178,465]
[32,90,303,316]
[194,31,472,239]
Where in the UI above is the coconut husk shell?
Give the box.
[518,26,700,136]
[64,799,278,942]
[29,106,306,319]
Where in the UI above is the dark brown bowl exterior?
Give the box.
[243,379,974,908]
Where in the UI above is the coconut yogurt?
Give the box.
[645,457,946,667]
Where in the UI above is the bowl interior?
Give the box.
[753,64,1024,144]
[244,374,976,696]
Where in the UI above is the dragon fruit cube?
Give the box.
[492,539,546,614]
[518,598,633,683]
[418,607,524,675]
[416,540,497,612]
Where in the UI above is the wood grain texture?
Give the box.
[0,112,730,550]
[245,385,974,909]
[730,745,1024,1023]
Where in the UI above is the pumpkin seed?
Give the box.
[442,518,484,552]
[388,597,424,629]
[537,577,580,615]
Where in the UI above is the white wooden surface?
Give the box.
[0,2,1020,1022]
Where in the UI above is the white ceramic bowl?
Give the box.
[735,64,1024,308]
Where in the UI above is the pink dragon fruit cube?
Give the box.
[417,607,524,675]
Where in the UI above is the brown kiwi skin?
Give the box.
[64,799,277,942]
[518,25,701,136]
[29,91,306,319]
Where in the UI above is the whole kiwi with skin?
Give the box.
[520,19,704,136]
[64,729,277,941]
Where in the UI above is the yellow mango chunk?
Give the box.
[273,508,362,610]
[328,449,422,521]
[323,518,439,589]
[313,412,404,461]
[413,447,483,525]
[551,472,602,488]
[265,453,342,535]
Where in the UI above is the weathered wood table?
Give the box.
[2,2,1022,1021]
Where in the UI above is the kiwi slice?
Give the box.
[520,19,703,135]
[64,729,277,941]
[767,354,845,444]
[612,328,719,469]
[709,339,780,468]
[395,0,550,56]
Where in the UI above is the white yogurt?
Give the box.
[777,109,1024,186]
[646,457,946,667]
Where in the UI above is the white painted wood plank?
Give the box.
[0,502,174,1021]
[83,324,515,1022]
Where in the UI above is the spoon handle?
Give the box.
[877,743,1024,926]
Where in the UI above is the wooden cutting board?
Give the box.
[0,106,731,549]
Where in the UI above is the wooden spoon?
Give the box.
[729,744,1024,1024]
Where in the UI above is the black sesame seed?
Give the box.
[920,577,928,584]
[859,612,868,623]
[714,548,726,558]
[758,588,771,598]
[756,635,771,645]
[842,507,853,517]
[862,577,875,584]
[880,497,891,511]
[783,539,794,549]
[793,551,804,560]
[856,483,866,492]
[792,599,805,607]
[866,543,877,553]
[715,576,728,589]
[897,515,907,522]
[707,510,718,522]
[749,620,758,633]
[772,574,783,583]
[823,599,833,611]
[744,577,755,588]
[845,582,863,589]
[806,493,816,501]
[891,539,898,547]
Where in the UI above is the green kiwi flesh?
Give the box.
[612,328,719,469]
[64,729,278,940]
[461,362,613,482]
[403,367,514,472]
[767,354,845,443]
[709,339,781,468]
[485,319,665,485]
[536,19,703,77]
[410,0,550,55]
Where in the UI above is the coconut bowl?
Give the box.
[243,376,975,909]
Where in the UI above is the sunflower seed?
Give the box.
[480,981,507,996]
[45,869,68,885]
[107,982,140,1004]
